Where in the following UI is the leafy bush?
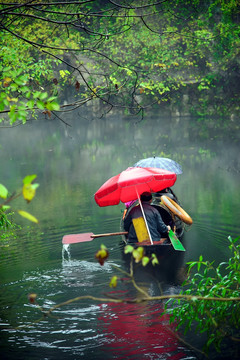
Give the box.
[165,235,240,354]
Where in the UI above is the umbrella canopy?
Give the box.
[94,167,177,207]
[133,157,182,174]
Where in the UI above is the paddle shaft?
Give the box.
[92,231,128,238]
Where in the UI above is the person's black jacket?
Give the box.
[123,201,168,243]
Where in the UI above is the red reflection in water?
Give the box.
[98,301,187,359]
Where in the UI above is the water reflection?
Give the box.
[98,302,191,360]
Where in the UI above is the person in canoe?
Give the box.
[123,192,171,244]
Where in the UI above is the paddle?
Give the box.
[168,229,185,251]
[62,229,185,251]
[62,231,128,244]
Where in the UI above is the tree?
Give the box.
[0,0,239,125]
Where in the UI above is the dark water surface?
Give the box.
[0,110,239,359]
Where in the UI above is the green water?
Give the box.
[0,110,239,359]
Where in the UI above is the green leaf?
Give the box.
[109,275,118,288]
[31,183,39,190]
[9,112,18,124]
[18,210,38,223]
[21,86,30,93]
[33,91,41,99]
[46,101,60,111]
[18,110,27,117]
[142,256,150,267]
[0,184,8,199]
[39,92,48,100]
[197,261,201,272]
[36,100,45,110]
[124,245,134,254]
[23,175,37,185]
[132,247,144,263]
[2,205,11,210]
[27,100,35,109]
[151,253,159,266]
[47,96,57,102]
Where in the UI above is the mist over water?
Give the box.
[0,108,239,359]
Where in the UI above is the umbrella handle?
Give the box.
[136,189,153,245]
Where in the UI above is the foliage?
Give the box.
[165,235,240,354]
[0,0,239,124]
[107,244,159,288]
[76,0,240,117]
[0,175,39,228]
[0,32,60,125]
[0,209,15,231]
[124,244,159,266]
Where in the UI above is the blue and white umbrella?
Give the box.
[133,157,183,175]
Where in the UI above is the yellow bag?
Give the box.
[132,217,151,243]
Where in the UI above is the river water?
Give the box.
[0,108,239,359]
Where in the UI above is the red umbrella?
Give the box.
[94,167,177,207]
